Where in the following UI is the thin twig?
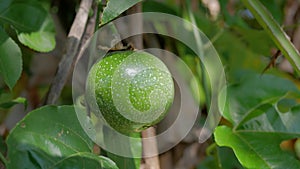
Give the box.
[44,0,93,105]
[78,1,101,155]
[261,50,281,74]
[75,1,98,65]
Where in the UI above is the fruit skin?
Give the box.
[86,51,174,134]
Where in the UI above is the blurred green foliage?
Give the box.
[1,0,300,168]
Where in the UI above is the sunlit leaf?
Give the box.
[0,97,27,109]
[215,72,300,169]
[215,106,300,169]
[17,14,56,52]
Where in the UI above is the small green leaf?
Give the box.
[0,2,47,32]
[215,124,300,169]
[215,103,300,169]
[100,0,143,26]
[215,72,300,168]
[6,105,118,169]
[0,0,56,52]
[241,0,300,73]
[0,97,27,109]
[17,14,56,52]
[215,126,269,168]
[0,27,22,90]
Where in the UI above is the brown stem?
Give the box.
[127,3,143,50]
[44,0,93,105]
[75,1,98,65]
[126,2,161,169]
[141,127,161,169]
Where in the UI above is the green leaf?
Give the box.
[100,0,142,26]
[142,0,179,15]
[214,105,300,169]
[17,14,56,52]
[0,97,27,109]
[232,27,275,56]
[197,147,243,169]
[6,105,118,169]
[0,0,12,12]
[53,153,118,169]
[214,31,266,76]
[260,0,284,24]
[0,27,22,90]
[241,0,300,73]
[0,91,27,110]
[215,75,300,169]
[222,73,299,127]
[0,2,47,32]
[0,0,56,52]
[215,126,267,168]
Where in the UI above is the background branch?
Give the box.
[75,1,98,65]
[44,0,93,105]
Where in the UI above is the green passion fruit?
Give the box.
[86,51,174,134]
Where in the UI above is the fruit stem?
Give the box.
[141,127,160,169]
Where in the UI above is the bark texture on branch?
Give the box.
[44,0,93,105]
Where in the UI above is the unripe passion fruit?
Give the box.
[86,51,174,134]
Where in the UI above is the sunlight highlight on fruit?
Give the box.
[87,50,174,134]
